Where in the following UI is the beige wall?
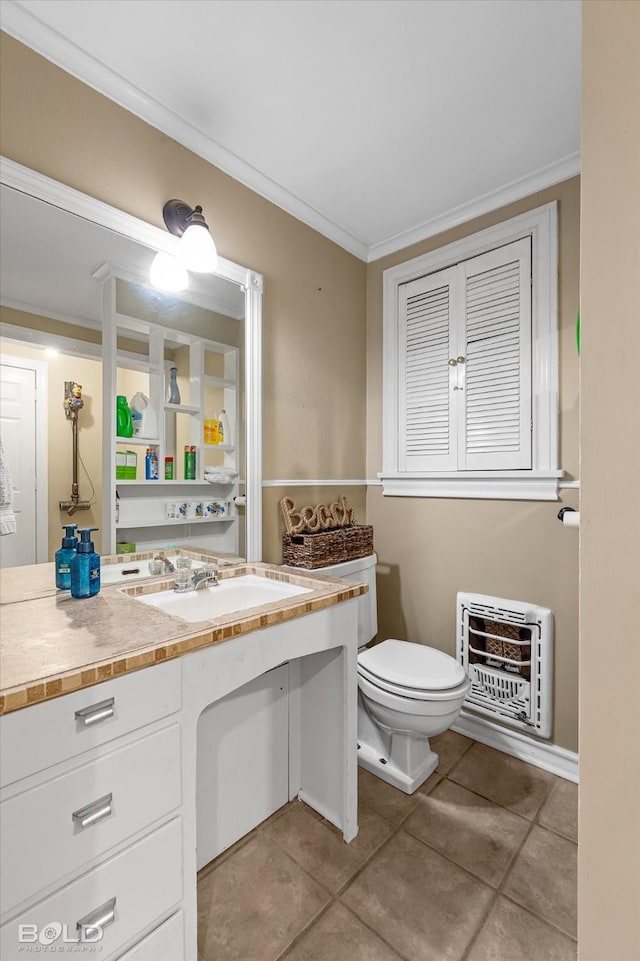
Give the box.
[579,3,640,958]
[0,33,367,563]
[366,178,581,751]
[0,331,103,556]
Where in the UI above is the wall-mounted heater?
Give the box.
[457,592,553,738]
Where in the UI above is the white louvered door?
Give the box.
[398,267,460,470]
[461,239,532,470]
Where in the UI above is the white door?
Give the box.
[0,362,39,568]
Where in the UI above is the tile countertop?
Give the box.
[0,563,365,716]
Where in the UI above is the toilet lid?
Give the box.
[358,639,466,691]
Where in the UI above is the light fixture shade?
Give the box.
[178,223,218,273]
[150,251,189,292]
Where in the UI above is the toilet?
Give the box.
[320,553,470,795]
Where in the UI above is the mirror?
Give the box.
[0,161,262,569]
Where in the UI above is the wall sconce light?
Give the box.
[150,199,218,292]
[149,251,189,292]
[162,199,218,273]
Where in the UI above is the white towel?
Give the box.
[0,438,17,535]
[204,467,238,485]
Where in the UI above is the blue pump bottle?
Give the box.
[70,528,101,599]
[55,523,78,590]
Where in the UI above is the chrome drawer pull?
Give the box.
[74,697,115,727]
[77,897,116,939]
[72,793,113,830]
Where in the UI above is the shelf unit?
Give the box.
[102,278,243,556]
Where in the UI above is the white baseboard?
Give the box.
[452,710,579,783]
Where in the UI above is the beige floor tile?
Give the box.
[448,743,553,819]
[503,825,577,938]
[197,834,330,961]
[466,896,577,961]
[538,778,578,842]
[283,902,404,961]
[263,800,394,893]
[341,830,494,961]
[429,730,473,775]
[358,766,441,824]
[404,779,530,886]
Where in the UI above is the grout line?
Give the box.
[498,891,578,943]
[339,900,414,961]
[274,898,336,961]
[458,809,538,961]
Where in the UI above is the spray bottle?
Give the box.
[55,524,78,590]
[70,528,101,599]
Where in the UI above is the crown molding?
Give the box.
[0,1,369,262]
[367,152,581,262]
[2,2,579,265]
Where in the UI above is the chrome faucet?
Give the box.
[192,567,219,590]
[173,566,219,593]
[154,553,175,573]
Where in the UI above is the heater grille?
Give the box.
[457,592,553,738]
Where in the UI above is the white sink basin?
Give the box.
[101,556,204,585]
[133,574,312,622]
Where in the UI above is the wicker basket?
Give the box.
[282,525,374,569]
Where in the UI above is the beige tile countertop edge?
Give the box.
[0,564,365,716]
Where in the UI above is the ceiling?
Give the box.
[1,0,581,262]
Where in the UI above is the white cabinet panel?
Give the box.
[196,664,288,869]
[116,911,184,961]
[0,818,182,961]
[0,660,181,787]
[2,724,181,915]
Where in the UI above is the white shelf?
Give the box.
[164,403,200,414]
[203,375,236,388]
[116,516,233,529]
[116,436,160,447]
[116,479,219,486]
[203,444,235,453]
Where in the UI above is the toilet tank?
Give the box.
[316,553,378,649]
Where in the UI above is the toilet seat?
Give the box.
[358,638,467,700]
[358,666,470,702]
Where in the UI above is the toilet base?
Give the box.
[357,695,439,794]
[357,737,438,794]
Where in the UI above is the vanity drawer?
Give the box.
[0,817,182,961]
[116,910,184,961]
[1,723,182,916]
[0,660,181,787]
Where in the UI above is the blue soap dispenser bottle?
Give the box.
[70,528,101,599]
[55,523,78,590]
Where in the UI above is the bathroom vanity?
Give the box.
[0,564,363,960]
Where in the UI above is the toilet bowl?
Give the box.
[317,554,470,795]
[357,638,470,793]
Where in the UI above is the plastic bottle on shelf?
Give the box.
[184,445,196,480]
[218,409,231,447]
[145,448,159,480]
[204,411,219,445]
[116,395,133,437]
[164,456,174,480]
[130,392,158,438]
[167,367,181,405]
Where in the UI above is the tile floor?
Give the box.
[197,733,578,961]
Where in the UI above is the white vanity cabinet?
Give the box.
[0,661,184,961]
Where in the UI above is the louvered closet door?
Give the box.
[461,238,532,470]
[398,266,460,471]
